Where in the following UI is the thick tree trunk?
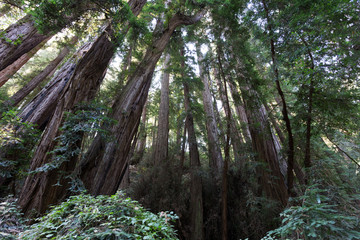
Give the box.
[196,45,223,173]
[0,36,50,87]
[153,53,170,164]
[79,11,204,196]
[18,43,88,130]
[228,81,252,143]
[18,26,115,215]
[0,15,51,72]
[241,84,288,206]
[183,77,204,240]
[7,36,78,107]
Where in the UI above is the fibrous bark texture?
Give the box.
[79,11,204,196]
[153,53,171,164]
[18,26,115,215]
[183,80,204,240]
[0,36,50,87]
[18,44,86,130]
[8,36,78,107]
[0,15,51,72]
[196,45,223,173]
[241,86,288,206]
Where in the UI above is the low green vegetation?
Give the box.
[0,192,179,239]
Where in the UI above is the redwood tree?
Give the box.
[79,10,204,196]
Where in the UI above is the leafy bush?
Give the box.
[0,196,25,240]
[0,109,40,195]
[262,185,360,240]
[20,192,179,240]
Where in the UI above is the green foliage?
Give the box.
[20,192,179,240]
[0,31,24,46]
[263,184,360,240]
[0,196,26,240]
[0,109,40,180]
[31,102,115,191]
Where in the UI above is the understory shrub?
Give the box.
[20,192,179,240]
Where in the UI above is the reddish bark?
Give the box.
[7,36,78,107]
[196,45,223,173]
[153,53,171,164]
[79,11,204,196]
[0,15,51,72]
[0,36,50,87]
[18,26,115,215]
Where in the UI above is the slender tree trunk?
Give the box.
[153,53,170,164]
[216,52,242,163]
[182,48,204,238]
[179,118,187,170]
[0,36,51,87]
[196,44,223,173]
[264,104,286,144]
[215,46,232,240]
[301,36,315,173]
[261,0,295,194]
[18,26,115,215]
[133,102,148,164]
[79,11,204,196]
[7,36,78,107]
[265,103,306,185]
[120,135,138,189]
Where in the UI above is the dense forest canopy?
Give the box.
[0,0,359,239]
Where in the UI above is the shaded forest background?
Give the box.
[0,0,360,239]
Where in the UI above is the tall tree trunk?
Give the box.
[300,36,315,174]
[7,36,78,107]
[0,36,51,87]
[196,44,223,173]
[18,43,89,130]
[261,0,295,194]
[228,81,252,143]
[216,53,242,163]
[0,15,52,71]
[216,47,232,240]
[0,0,97,72]
[182,48,204,239]
[153,53,170,164]
[265,103,306,185]
[133,101,148,164]
[241,84,288,206]
[18,0,145,130]
[79,11,204,196]
[18,26,115,215]
[179,118,188,170]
